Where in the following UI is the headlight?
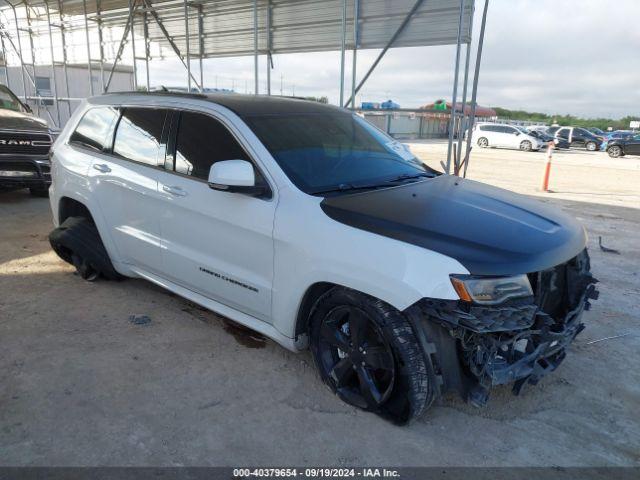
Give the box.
[450,274,533,305]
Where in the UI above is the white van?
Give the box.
[472,123,543,151]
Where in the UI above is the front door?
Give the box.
[88,107,168,273]
[156,110,275,322]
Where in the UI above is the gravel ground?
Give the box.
[0,143,639,466]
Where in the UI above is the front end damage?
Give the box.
[405,249,599,406]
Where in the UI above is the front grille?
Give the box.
[0,132,52,156]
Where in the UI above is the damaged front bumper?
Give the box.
[406,249,599,406]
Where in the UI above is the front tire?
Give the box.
[309,287,435,424]
[477,137,489,148]
[607,145,623,158]
[519,140,532,151]
[586,141,597,151]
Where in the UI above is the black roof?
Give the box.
[105,91,347,117]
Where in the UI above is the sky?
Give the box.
[149,0,640,119]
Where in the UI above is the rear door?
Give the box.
[87,107,169,273]
[156,109,276,322]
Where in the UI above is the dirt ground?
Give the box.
[1,142,639,467]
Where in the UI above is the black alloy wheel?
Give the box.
[316,305,396,411]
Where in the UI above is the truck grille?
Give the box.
[0,132,52,156]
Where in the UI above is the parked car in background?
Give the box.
[606,133,640,158]
[522,127,570,149]
[0,84,55,196]
[587,127,606,136]
[547,126,603,151]
[472,123,543,151]
[606,130,634,141]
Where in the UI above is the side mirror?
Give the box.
[208,159,266,196]
[515,131,521,136]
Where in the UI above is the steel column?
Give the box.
[143,9,150,91]
[96,0,106,92]
[266,0,271,95]
[253,0,258,94]
[445,0,465,174]
[9,3,27,102]
[344,0,425,108]
[130,0,138,89]
[0,32,9,89]
[463,0,490,178]
[339,0,346,106]
[82,0,94,95]
[183,0,189,91]
[455,1,474,174]
[24,3,40,116]
[350,0,359,110]
[56,0,71,117]
[44,0,61,127]
[197,4,203,92]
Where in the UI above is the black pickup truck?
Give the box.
[0,84,54,196]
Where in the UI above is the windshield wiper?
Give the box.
[312,172,434,195]
[311,183,389,195]
[386,172,434,183]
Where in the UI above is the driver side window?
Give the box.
[172,111,265,186]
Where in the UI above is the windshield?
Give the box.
[246,113,435,194]
[0,85,28,113]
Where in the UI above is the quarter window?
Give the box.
[69,107,119,152]
[173,111,251,180]
[113,108,167,166]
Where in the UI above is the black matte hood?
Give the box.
[0,109,49,132]
[320,175,587,276]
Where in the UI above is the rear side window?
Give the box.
[69,107,119,151]
[173,111,250,180]
[113,108,167,167]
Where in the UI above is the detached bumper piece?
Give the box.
[407,249,599,407]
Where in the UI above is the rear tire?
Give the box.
[49,216,120,281]
[586,141,597,151]
[607,145,623,158]
[29,186,49,197]
[477,137,489,148]
[309,287,435,424]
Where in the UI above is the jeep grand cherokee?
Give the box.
[48,93,598,424]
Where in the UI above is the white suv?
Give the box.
[48,93,598,423]
[472,123,543,151]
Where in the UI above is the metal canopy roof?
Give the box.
[5,0,473,60]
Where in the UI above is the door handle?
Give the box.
[162,185,188,197]
[93,163,111,173]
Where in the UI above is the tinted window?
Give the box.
[173,111,250,180]
[69,107,119,151]
[113,108,167,166]
[557,128,570,139]
[503,126,517,134]
[246,113,434,194]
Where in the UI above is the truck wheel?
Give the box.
[49,216,120,281]
[477,137,489,148]
[29,186,49,197]
[309,287,435,424]
[519,140,532,151]
[586,141,597,151]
